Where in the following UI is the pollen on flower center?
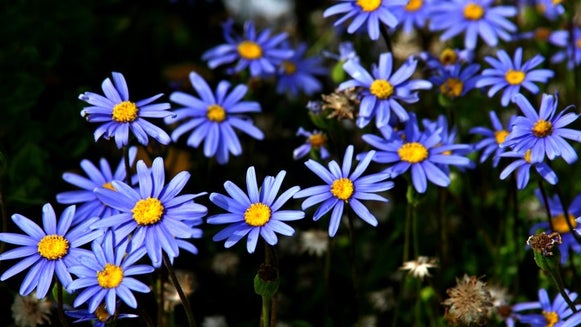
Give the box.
[356,0,381,12]
[463,3,485,20]
[532,119,553,138]
[282,61,297,75]
[405,0,423,11]
[505,70,526,85]
[97,263,124,289]
[207,104,227,122]
[95,304,111,322]
[524,149,532,163]
[237,41,263,60]
[440,78,464,97]
[369,79,394,99]
[37,235,69,260]
[132,197,164,225]
[398,142,428,163]
[495,130,509,145]
[439,48,458,65]
[331,178,354,201]
[112,101,138,123]
[543,311,559,327]
[244,203,271,227]
[309,133,326,148]
[552,214,578,233]
[102,182,116,191]
[576,37,581,49]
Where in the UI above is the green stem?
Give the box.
[261,295,271,327]
[548,268,578,313]
[536,177,555,232]
[123,146,132,185]
[56,279,69,327]
[379,24,393,54]
[163,253,196,327]
[346,209,361,323]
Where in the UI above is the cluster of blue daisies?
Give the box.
[2,0,581,326]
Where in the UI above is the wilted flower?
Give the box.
[322,87,360,120]
[164,269,196,312]
[400,256,438,280]
[211,252,240,275]
[442,275,493,326]
[11,292,52,327]
[299,229,329,257]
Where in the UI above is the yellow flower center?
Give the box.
[112,101,138,123]
[405,0,423,11]
[532,119,553,138]
[524,149,532,163]
[309,133,326,148]
[97,263,124,289]
[244,203,271,227]
[357,0,381,12]
[132,197,164,225]
[282,61,297,75]
[102,182,116,191]
[37,235,69,260]
[439,78,464,97]
[576,37,581,49]
[552,214,578,233]
[543,311,559,327]
[369,79,394,99]
[331,178,354,201]
[495,130,509,145]
[398,142,428,163]
[237,41,263,60]
[463,3,484,20]
[95,304,111,322]
[439,48,458,66]
[505,70,526,85]
[534,28,551,41]
[207,104,227,122]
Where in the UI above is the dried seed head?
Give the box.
[527,232,562,256]
[442,275,493,326]
[322,87,360,120]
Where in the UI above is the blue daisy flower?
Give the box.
[499,149,557,190]
[79,72,173,148]
[207,166,304,253]
[422,115,475,173]
[476,47,554,107]
[470,110,516,167]
[276,43,328,97]
[293,145,393,237]
[419,47,475,74]
[202,19,294,77]
[0,204,102,298]
[550,27,581,69]
[529,190,581,265]
[517,289,581,326]
[391,0,435,34]
[503,93,581,164]
[66,303,138,327]
[430,62,481,99]
[293,127,330,161]
[322,41,360,64]
[56,147,137,225]
[339,52,432,128]
[93,157,207,267]
[362,114,471,193]
[164,72,264,165]
[429,0,517,49]
[531,0,565,21]
[323,0,408,40]
[67,233,154,315]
